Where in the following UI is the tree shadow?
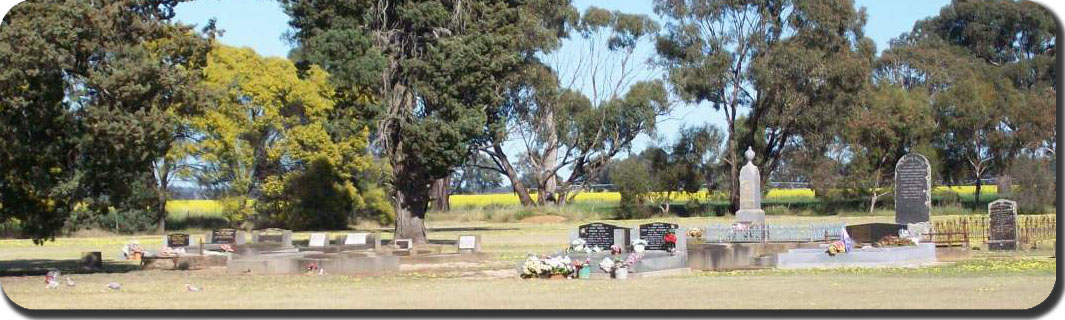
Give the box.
[0,259,140,277]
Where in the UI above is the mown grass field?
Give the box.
[0,214,1055,309]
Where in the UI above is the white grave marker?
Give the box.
[458,235,477,250]
[344,233,369,245]
[309,233,328,247]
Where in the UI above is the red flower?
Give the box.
[663,233,677,244]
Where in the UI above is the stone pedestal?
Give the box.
[735,147,765,225]
[736,209,765,225]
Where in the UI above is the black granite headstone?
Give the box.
[845,223,906,244]
[578,223,621,250]
[167,233,190,248]
[639,222,679,251]
[895,153,931,225]
[211,229,237,244]
[988,199,1018,250]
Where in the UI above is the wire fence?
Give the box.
[703,223,846,243]
[930,214,1056,247]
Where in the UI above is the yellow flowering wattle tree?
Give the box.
[192,45,390,229]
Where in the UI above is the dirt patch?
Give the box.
[519,215,567,224]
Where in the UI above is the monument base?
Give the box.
[735,209,765,225]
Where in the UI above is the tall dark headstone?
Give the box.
[894,153,931,225]
[639,222,679,251]
[579,223,624,250]
[987,199,1018,250]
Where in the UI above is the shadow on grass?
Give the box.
[0,259,139,277]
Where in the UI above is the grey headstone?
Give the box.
[894,153,931,224]
[988,199,1018,250]
[736,147,765,224]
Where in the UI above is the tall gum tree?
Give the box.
[654,0,873,213]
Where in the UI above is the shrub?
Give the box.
[611,158,652,219]
[1011,155,1054,214]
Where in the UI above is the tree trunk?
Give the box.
[996,173,1012,196]
[393,163,430,244]
[430,176,450,211]
[540,107,559,205]
[492,143,535,206]
[727,144,740,214]
[974,178,982,210]
[155,158,169,234]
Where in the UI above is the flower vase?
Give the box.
[613,267,628,279]
[633,244,645,253]
[578,266,591,279]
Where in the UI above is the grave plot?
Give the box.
[225,232,488,276]
[519,221,690,280]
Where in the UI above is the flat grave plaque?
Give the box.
[308,233,328,247]
[211,229,237,244]
[167,233,190,248]
[344,233,369,245]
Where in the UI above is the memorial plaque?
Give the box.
[343,233,369,245]
[211,229,237,244]
[639,222,679,251]
[394,239,413,250]
[988,199,1018,250]
[845,223,906,244]
[308,233,328,247]
[458,235,477,250]
[578,223,621,250]
[167,233,190,248]
[894,153,931,225]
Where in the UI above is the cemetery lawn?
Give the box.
[1,215,1056,309]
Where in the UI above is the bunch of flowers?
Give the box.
[572,258,592,270]
[610,244,622,255]
[686,227,703,239]
[521,254,576,278]
[631,239,648,252]
[570,239,587,252]
[826,241,846,256]
[664,233,678,252]
[599,252,643,272]
[121,242,146,260]
[874,235,915,247]
[219,244,236,252]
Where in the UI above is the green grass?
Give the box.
[0,215,1056,309]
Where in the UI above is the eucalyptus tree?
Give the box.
[654,0,874,213]
[476,6,667,207]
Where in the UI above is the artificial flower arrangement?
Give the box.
[663,232,678,253]
[599,252,643,279]
[631,239,649,253]
[826,241,847,256]
[122,242,146,260]
[686,227,703,239]
[874,235,916,248]
[568,238,602,254]
[572,258,593,279]
[521,253,576,279]
[609,244,622,255]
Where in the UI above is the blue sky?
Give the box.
[173,0,951,155]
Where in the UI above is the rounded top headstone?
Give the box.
[744,146,755,163]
